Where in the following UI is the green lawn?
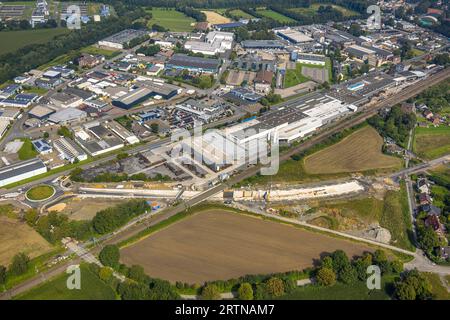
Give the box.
[279,276,394,300]
[146,8,195,32]
[26,185,55,201]
[413,126,450,160]
[229,9,255,19]
[423,273,450,300]
[80,45,121,59]
[380,182,415,251]
[289,4,358,17]
[0,28,70,56]
[18,138,38,160]
[256,9,296,23]
[16,264,116,300]
[284,63,310,88]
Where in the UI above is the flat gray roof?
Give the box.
[0,158,46,182]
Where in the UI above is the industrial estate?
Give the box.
[0,0,449,304]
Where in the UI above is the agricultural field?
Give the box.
[201,10,231,24]
[47,197,127,221]
[256,8,296,23]
[120,209,372,284]
[304,126,402,174]
[228,9,255,19]
[16,264,116,300]
[145,8,195,32]
[0,215,53,266]
[289,3,358,17]
[0,28,70,56]
[413,126,450,160]
[284,63,310,88]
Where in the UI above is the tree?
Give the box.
[98,266,113,282]
[117,281,150,300]
[0,265,6,285]
[150,123,159,134]
[353,253,372,281]
[43,132,50,139]
[265,277,285,297]
[99,245,120,268]
[394,269,433,300]
[331,250,350,274]
[24,209,38,226]
[316,267,336,286]
[237,282,254,300]
[128,265,147,283]
[9,253,30,276]
[201,284,221,300]
[116,152,129,161]
[339,264,358,284]
[57,126,73,139]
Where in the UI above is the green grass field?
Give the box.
[26,185,55,201]
[146,8,195,32]
[413,126,450,160]
[289,3,358,17]
[80,45,121,59]
[18,138,38,160]
[380,182,415,251]
[284,63,310,88]
[256,9,296,23]
[279,276,394,300]
[0,28,70,56]
[16,264,116,300]
[228,9,255,19]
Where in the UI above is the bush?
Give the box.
[128,265,147,283]
[316,267,336,286]
[99,245,120,268]
[201,284,221,300]
[265,277,285,297]
[9,253,30,276]
[0,265,6,285]
[237,283,253,300]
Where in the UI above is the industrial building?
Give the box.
[48,107,87,124]
[277,28,313,44]
[74,122,124,156]
[241,40,285,50]
[28,105,55,120]
[32,139,53,154]
[98,29,148,49]
[294,53,327,66]
[112,81,179,109]
[54,137,87,163]
[0,158,47,187]
[184,31,234,56]
[0,93,39,108]
[105,121,139,145]
[166,54,220,73]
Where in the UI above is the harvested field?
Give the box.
[201,10,231,24]
[59,197,127,221]
[0,216,52,266]
[304,126,402,174]
[121,209,372,284]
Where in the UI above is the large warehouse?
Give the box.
[98,29,148,49]
[112,82,179,109]
[0,158,47,187]
[166,54,220,73]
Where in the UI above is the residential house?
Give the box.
[418,193,432,206]
[423,109,434,120]
[424,214,445,235]
[417,178,430,194]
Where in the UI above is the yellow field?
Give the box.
[201,10,231,24]
[304,126,402,174]
[0,216,52,266]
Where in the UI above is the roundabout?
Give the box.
[25,185,56,202]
